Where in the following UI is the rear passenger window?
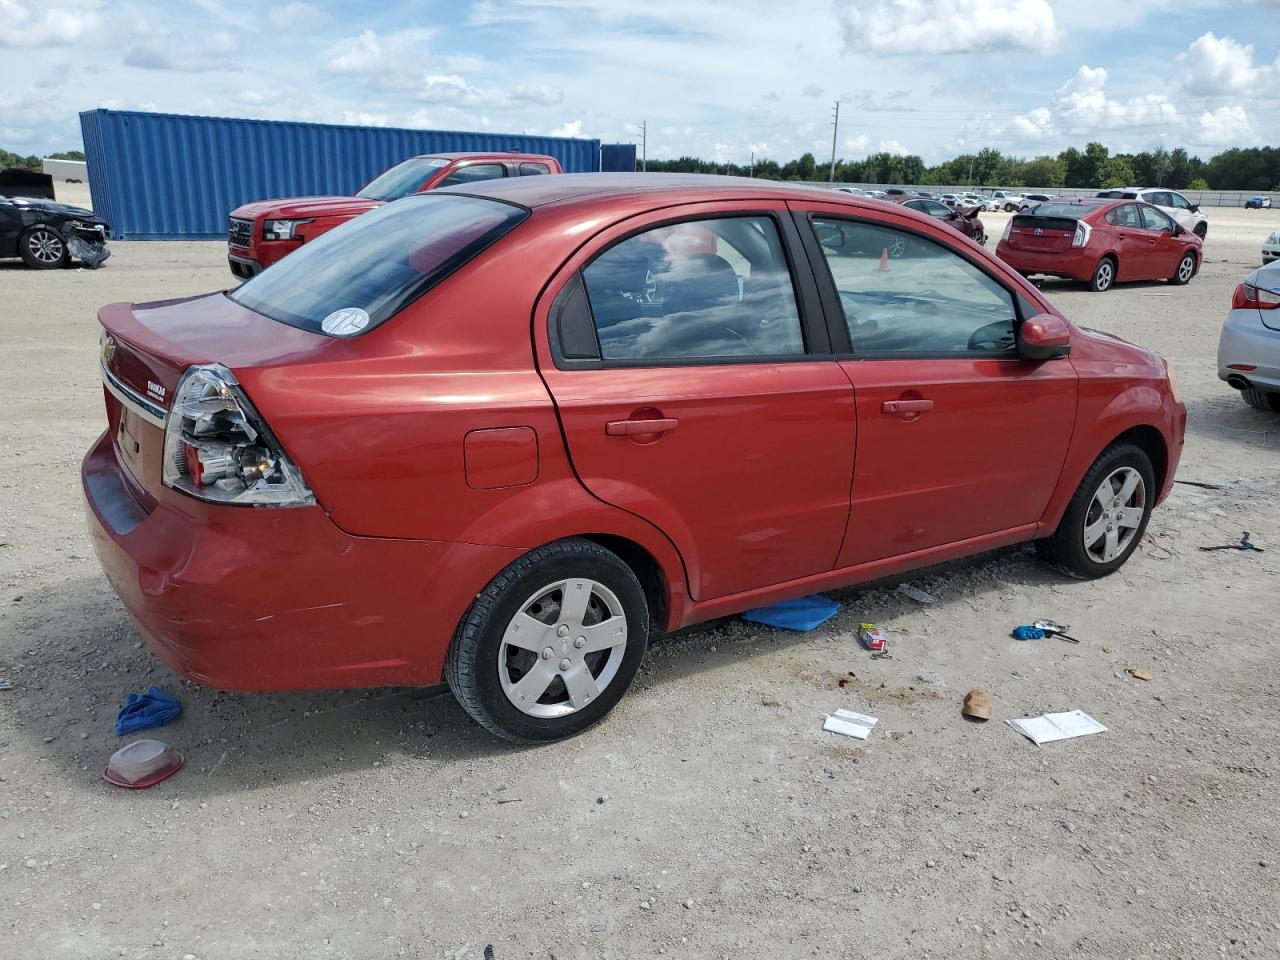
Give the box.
[519,162,551,176]
[811,217,1016,355]
[581,216,804,362]
[438,163,506,187]
[1106,204,1143,228]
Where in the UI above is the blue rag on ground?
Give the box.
[742,595,840,632]
[1012,625,1046,640]
[115,686,181,736]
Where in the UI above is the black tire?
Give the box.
[1241,388,1280,412]
[1193,222,1207,240]
[1170,252,1196,285]
[19,226,68,269]
[1036,442,1155,579]
[1089,256,1116,292]
[445,538,650,743]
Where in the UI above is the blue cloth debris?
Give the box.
[1012,625,1046,640]
[743,595,840,631]
[115,686,181,736]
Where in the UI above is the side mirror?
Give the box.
[1190,203,1200,212]
[1173,223,1184,236]
[1018,313,1071,361]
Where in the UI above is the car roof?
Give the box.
[435,172,873,209]
[412,151,558,163]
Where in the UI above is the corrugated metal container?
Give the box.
[600,143,637,172]
[81,109,602,239]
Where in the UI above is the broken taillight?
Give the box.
[162,364,313,506]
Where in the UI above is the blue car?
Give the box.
[1245,195,1273,209]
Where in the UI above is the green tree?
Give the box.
[1097,156,1135,188]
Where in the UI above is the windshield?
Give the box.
[1027,202,1097,219]
[356,157,451,201]
[230,194,528,336]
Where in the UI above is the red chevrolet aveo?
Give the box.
[996,198,1202,292]
[85,175,1185,742]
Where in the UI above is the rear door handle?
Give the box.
[882,399,934,415]
[605,417,679,437]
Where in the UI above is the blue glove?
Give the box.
[116,686,181,735]
[1012,625,1046,640]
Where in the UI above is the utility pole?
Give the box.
[829,100,840,183]
[640,120,647,172]
[750,150,755,178]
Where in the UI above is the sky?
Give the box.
[1,0,1277,165]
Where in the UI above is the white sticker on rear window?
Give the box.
[321,307,370,337]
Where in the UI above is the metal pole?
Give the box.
[750,151,754,178]
[641,120,647,172]
[829,101,840,182]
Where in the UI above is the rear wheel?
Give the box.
[19,226,68,269]
[1036,442,1154,579]
[445,538,649,743]
[1241,388,1280,412]
[1089,256,1116,292]
[1170,252,1196,285]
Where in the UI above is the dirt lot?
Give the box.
[3,189,1279,959]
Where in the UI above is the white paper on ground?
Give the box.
[1007,710,1106,746]
[823,708,879,740]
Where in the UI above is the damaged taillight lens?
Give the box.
[162,364,313,506]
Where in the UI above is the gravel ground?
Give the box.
[2,189,1279,959]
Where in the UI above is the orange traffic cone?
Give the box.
[879,247,890,271]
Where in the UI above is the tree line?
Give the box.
[646,143,1279,192]
[0,148,85,170]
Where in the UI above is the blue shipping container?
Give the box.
[600,143,637,172]
[80,109,603,239]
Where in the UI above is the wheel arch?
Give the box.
[1109,424,1168,492]
[578,533,669,636]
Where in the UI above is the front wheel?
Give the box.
[1036,443,1155,579]
[1170,252,1196,285]
[1089,256,1116,292]
[19,226,68,269]
[445,538,649,743]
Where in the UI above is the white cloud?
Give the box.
[550,119,584,138]
[802,84,824,98]
[836,0,1060,55]
[124,30,239,72]
[268,2,329,32]
[233,87,287,106]
[1177,32,1279,94]
[0,0,102,47]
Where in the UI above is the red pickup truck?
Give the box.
[226,151,562,277]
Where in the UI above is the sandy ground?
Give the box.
[2,193,1280,960]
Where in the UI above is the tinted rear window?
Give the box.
[1028,203,1097,219]
[229,194,527,336]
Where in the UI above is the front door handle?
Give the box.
[605,417,679,437]
[882,399,934,416]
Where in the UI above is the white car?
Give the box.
[988,190,1025,211]
[1263,228,1279,265]
[1218,260,1280,411]
[1096,187,1209,239]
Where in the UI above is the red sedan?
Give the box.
[85,175,1185,742]
[996,198,1202,292]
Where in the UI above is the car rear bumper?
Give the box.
[1218,308,1280,392]
[82,430,520,691]
[994,244,1090,280]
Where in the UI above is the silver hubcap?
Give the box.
[498,578,628,718]
[1083,466,1146,563]
[28,229,64,264]
[1096,262,1113,289]
[1179,257,1193,281]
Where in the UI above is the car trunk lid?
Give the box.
[1005,215,1077,253]
[1248,262,1280,331]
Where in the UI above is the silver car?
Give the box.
[1219,260,1280,411]
[1263,228,1279,265]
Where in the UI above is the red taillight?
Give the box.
[1232,282,1280,310]
[183,442,204,486]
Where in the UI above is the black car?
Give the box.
[0,195,111,269]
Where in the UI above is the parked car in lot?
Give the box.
[85,174,1185,742]
[1244,195,1272,209]
[1018,193,1056,212]
[895,195,986,244]
[226,151,562,278]
[988,190,1025,212]
[996,198,1202,292]
[1095,187,1208,238]
[1218,260,1280,411]
[1264,229,1280,264]
[0,194,111,269]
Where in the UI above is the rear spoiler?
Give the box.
[1011,215,1080,232]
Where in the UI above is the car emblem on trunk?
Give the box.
[101,335,116,364]
[1034,227,1044,236]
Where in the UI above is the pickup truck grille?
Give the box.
[228,217,254,248]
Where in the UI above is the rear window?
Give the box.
[356,157,450,201]
[229,194,527,336]
[1028,202,1096,219]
